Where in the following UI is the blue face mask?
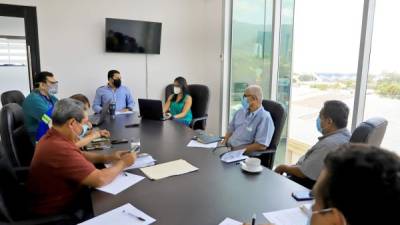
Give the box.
[79,124,90,139]
[241,96,249,109]
[316,117,323,134]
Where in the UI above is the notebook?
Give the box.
[140,159,198,180]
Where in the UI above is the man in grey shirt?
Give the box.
[275,100,350,187]
[222,85,275,153]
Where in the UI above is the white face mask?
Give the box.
[173,86,181,94]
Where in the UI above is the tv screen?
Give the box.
[105,18,162,54]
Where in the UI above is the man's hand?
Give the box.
[121,108,131,112]
[274,164,288,175]
[108,150,130,161]
[99,129,110,137]
[120,152,137,168]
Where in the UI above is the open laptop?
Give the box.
[138,99,168,121]
[89,102,110,126]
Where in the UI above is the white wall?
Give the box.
[0,0,224,134]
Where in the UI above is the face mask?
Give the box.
[79,124,89,139]
[316,117,323,134]
[48,83,58,95]
[173,86,181,94]
[241,96,249,109]
[113,79,121,88]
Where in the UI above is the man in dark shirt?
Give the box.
[28,98,136,216]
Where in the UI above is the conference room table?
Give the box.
[91,113,311,224]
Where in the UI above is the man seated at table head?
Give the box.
[92,69,135,113]
[28,98,136,216]
[245,144,400,225]
[274,100,350,188]
[221,85,275,153]
[23,71,59,144]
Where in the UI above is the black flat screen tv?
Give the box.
[106,18,162,54]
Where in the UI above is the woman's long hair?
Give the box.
[172,76,189,103]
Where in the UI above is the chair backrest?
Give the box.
[1,90,25,106]
[262,100,287,150]
[0,144,27,222]
[165,84,174,102]
[350,117,388,147]
[0,103,34,167]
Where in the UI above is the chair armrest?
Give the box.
[190,115,208,128]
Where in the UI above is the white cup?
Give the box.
[244,157,261,170]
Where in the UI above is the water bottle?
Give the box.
[109,101,116,117]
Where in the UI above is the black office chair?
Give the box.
[350,117,388,147]
[0,103,34,167]
[165,84,210,130]
[248,100,287,169]
[1,90,25,106]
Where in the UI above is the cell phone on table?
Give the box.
[125,123,140,128]
[111,139,129,144]
[292,190,314,201]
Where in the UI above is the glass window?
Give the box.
[364,0,400,154]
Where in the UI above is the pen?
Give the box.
[122,209,146,221]
[251,214,256,225]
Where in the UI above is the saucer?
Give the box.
[241,162,263,173]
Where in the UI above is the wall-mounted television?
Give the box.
[105,18,162,54]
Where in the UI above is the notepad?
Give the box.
[220,149,248,163]
[105,154,156,170]
[78,203,156,225]
[140,159,198,180]
[96,173,144,195]
[219,217,242,225]
[263,204,311,225]
[187,140,218,148]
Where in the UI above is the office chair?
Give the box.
[350,117,388,147]
[247,100,287,169]
[1,90,25,106]
[165,84,210,130]
[0,103,34,167]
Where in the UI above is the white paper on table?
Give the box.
[187,140,218,148]
[78,203,156,225]
[140,159,198,180]
[96,173,144,195]
[105,155,156,170]
[115,111,134,115]
[219,217,243,225]
[220,149,248,163]
[263,204,311,225]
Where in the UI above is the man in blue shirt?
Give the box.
[23,71,58,143]
[222,85,275,153]
[92,70,135,113]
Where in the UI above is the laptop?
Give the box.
[138,99,168,121]
[89,102,110,126]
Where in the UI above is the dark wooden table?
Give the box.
[91,114,310,225]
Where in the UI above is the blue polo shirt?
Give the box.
[22,90,58,143]
[92,85,135,113]
[227,106,275,148]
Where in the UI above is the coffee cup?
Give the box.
[244,157,261,171]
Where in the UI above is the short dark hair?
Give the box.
[321,100,349,129]
[321,144,400,225]
[70,94,90,108]
[33,71,54,88]
[172,76,190,103]
[107,70,120,80]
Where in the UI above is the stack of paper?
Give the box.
[263,204,311,225]
[96,173,144,195]
[78,203,156,225]
[220,149,248,163]
[219,217,242,225]
[106,154,156,170]
[140,159,198,180]
[187,140,218,148]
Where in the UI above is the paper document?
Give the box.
[105,154,156,170]
[219,217,242,225]
[220,149,248,163]
[78,203,156,225]
[263,204,311,225]
[96,173,144,195]
[115,111,134,115]
[187,140,218,148]
[140,159,198,180]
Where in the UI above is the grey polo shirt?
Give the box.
[227,106,275,148]
[297,128,351,180]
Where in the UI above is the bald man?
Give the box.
[222,85,275,153]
